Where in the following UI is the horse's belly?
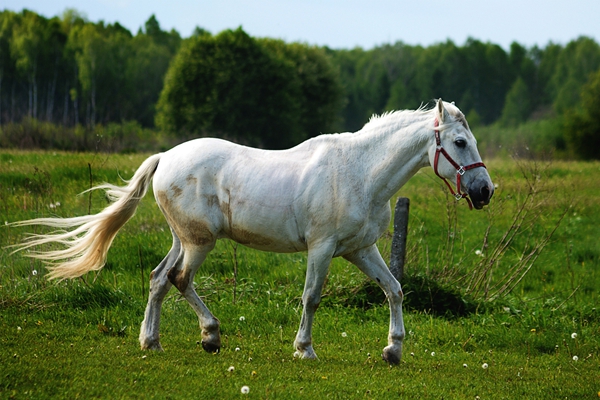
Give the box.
[220,204,306,253]
[224,231,306,253]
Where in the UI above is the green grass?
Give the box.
[1,150,599,399]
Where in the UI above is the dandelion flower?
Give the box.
[572,355,578,361]
[475,249,483,256]
[341,332,347,337]
[571,333,577,339]
[482,363,489,369]
[241,386,250,394]
[235,347,241,352]
[431,352,435,357]
[32,270,38,276]
[463,363,468,368]
[228,366,235,372]
[239,316,245,322]
[17,326,22,331]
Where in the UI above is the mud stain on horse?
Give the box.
[170,183,183,198]
[157,190,214,247]
[204,194,219,208]
[228,227,273,247]
[167,265,191,292]
[186,174,198,185]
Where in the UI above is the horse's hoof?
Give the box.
[293,346,318,360]
[201,340,221,354]
[140,339,164,351]
[382,345,401,365]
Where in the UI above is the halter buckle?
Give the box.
[454,193,463,201]
[457,166,466,176]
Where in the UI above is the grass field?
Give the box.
[1,150,599,399]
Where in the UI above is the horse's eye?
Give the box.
[455,139,467,148]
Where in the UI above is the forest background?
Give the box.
[1,8,599,159]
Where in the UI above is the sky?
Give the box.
[1,0,599,50]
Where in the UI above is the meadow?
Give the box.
[0,150,599,399]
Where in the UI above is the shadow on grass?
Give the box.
[50,282,128,310]
[326,274,483,318]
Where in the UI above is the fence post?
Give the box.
[389,197,410,282]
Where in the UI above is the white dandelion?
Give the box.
[239,316,245,322]
[482,363,489,369]
[241,385,250,394]
[228,366,235,372]
[571,332,577,339]
[341,332,347,337]
[572,355,578,361]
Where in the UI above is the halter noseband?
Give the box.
[433,119,486,210]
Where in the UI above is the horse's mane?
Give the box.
[363,102,469,133]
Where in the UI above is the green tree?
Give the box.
[126,15,181,126]
[156,28,339,148]
[563,68,600,159]
[550,37,600,114]
[67,21,132,127]
[0,10,20,123]
[260,39,342,137]
[500,77,532,126]
[10,10,46,118]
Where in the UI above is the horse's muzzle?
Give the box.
[468,178,494,210]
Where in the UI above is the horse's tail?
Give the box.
[10,153,162,280]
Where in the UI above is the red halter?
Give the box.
[433,119,486,210]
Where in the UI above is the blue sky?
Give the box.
[2,0,599,50]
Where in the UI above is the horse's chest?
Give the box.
[332,203,391,256]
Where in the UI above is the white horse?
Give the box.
[11,99,493,364]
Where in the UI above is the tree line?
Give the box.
[1,9,599,155]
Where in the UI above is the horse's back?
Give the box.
[153,138,314,251]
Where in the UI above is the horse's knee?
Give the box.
[167,266,191,292]
[386,287,404,304]
[302,293,321,312]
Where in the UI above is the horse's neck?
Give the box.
[352,111,433,204]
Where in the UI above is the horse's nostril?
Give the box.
[481,185,491,200]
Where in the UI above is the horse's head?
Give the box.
[428,99,494,210]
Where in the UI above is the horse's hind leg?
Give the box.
[139,232,180,350]
[167,242,221,353]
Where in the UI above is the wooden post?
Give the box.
[390,197,410,282]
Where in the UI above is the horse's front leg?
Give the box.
[344,244,405,365]
[293,242,335,360]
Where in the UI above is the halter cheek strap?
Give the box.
[433,119,486,210]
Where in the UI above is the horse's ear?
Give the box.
[436,98,450,123]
